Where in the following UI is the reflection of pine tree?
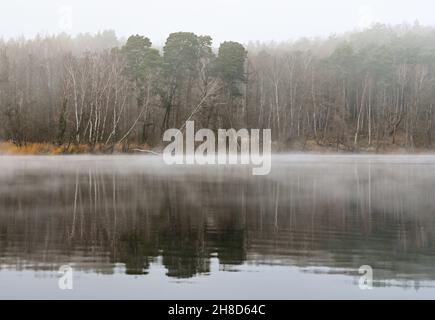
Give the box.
[1,159,435,288]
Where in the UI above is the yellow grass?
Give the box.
[0,142,61,155]
[0,142,152,155]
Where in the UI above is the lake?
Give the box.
[0,154,435,299]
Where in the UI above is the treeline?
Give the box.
[1,24,435,151]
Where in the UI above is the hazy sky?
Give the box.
[1,0,434,45]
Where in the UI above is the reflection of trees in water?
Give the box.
[0,162,435,283]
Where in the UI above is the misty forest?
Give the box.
[1,23,435,153]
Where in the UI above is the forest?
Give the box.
[1,23,435,153]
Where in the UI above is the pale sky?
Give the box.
[0,0,434,45]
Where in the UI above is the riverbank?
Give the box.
[0,140,433,155]
[0,142,152,155]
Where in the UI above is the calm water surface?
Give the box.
[0,154,435,299]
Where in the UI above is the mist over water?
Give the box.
[1,155,435,299]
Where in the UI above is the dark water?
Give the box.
[1,155,435,299]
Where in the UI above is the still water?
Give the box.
[0,155,435,299]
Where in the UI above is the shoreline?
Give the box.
[1,141,435,156]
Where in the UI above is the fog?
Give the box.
[1,154,435,298]
[1,0,435,44]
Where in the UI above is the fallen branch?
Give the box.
[131,149,161,155]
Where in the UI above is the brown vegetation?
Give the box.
[0,142,152,155]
